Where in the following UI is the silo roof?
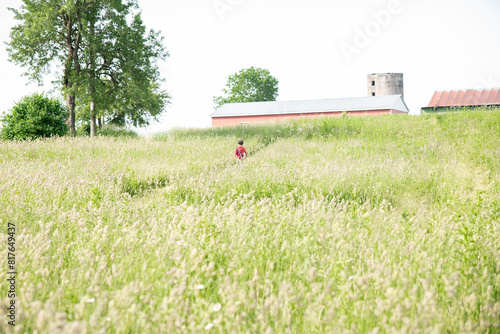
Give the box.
[211,95,409,118]
[425,88,500,108]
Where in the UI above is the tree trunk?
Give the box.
[89,10,97,137]
[63,17,76,136]
[66,94,76,135]
[98,116,102,129]
[90,101,96,136]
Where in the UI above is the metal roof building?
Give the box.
[422,88,500,112]
[211,95,409,127]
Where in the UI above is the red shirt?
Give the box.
[235,146,247,159]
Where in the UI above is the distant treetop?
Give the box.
[213,67,279,110]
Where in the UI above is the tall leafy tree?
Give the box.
[76,0,169,135]
[7,0,84,134]
[7,0,169,137]
[213,67,279,109]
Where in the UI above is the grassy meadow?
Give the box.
[0,109,499,333]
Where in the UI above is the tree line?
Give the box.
[4,0,280,140]
[7,0,169,137]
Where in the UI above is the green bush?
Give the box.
[0,93,68,140]
[76,123,91,137]
[76,123,137,138]
[97,124,137,138]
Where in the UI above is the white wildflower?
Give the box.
[196,284,205,290]
[213,303,222,312]
[204,323,214,330]
[86,298,95,303]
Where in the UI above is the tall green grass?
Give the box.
[0,109,499,333]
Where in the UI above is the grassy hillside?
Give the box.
[0,109,499,333]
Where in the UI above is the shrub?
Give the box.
[76,123,137,138]
[76,123,91,137]
[0,93,68,140]
[97,124,137,138]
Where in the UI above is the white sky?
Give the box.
[1,0,500,134]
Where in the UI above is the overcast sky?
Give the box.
[1,0,500,133]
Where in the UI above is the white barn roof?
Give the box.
[211,95,409,117]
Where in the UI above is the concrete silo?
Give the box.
[367,73,404,99]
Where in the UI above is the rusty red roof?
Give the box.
[426,88,500,108]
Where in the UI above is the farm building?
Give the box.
[210,94,409,127]
[422,88,500,113]
[367,73,404,98]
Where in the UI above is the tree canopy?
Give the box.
[7,0,169,136]
[213,67,279,109]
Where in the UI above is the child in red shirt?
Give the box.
[235,140,247,160]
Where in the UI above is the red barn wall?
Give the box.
[212,109,398,127]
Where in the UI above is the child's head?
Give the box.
[238,140,243,145]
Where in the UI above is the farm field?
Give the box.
[1,110,500,333]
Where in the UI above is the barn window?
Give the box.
[371,81,375,86]
[372,92,376,96]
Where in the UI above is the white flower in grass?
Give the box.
[86,298,95,303]
[348,276,355,281]
[196,284,205,290]
[213,303,222,312]
[204,323,214,330]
